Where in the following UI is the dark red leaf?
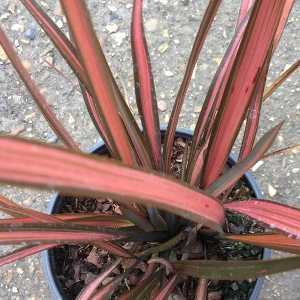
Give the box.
[0,27,78,150]
[236,0,254,28]
[187,141,208,186]
[0,195,27,218]
[20,0,88,86]
[174,256,300,280]
[21,0,147,160]
[163,0,221,171]
[238,51,271,161]
[153,274,177,300]
[0,229,120,244]
[188,15,248,167]
[0,213,132,228]
[122,270,162,300]
[60,1,136,165]
[263,59,300,101]
[80,85,114,152]
[225,200,300,236]
[226,233,300,255]
[274,0,295,46]
[201,1,286,187]
[0,195,63,224]
[0,243,57,267]
[77,258,121,300]
[206,122,283,197]
[195,279,208,300]
[263,143,300,159]
[131,0,161,169]
[0,137,225,230]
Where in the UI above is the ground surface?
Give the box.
[0,0,299,299]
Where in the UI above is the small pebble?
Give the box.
[8,3,16,14]
[158,100,167,112]
[164,70,174,77]
[24,26,37,40]
[251,160,264,172]
[145,18,158,32]
[164,113,170,123]
[22,59,31,70]
[108,4,117,12]
[194,105,202,113]
[268,184,277,197]
[106,23,119,33]
[161,29,169,38]
[158,42,169,53]
[47,134,58,144]
[292,168,299,174]
[68,115,75,124]
[213,57,222,65]
[0,46,7,60]
[5,271,13,284]
[23,198,33,206]
[111,32,126,46]
[277,135,284,144]
[56,19,64,29]
[11,23,24,32]
[14,39,20,48]
[0,13,10,21]
[45,55,54,66]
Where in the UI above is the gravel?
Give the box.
[0,0,299,299]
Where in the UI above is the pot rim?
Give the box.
[41,128,272,300]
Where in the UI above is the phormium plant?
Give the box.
[0,0,299,299]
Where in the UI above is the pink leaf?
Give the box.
[225,200,300,236]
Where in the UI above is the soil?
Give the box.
[50,137,264,300]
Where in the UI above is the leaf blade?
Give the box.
[206,122,283,197]
[131,0,161,169]
[77,258,121,300]
[174,256,300,280]
[163,0,221,171]
[0,27,78,150]
[226,233,300,255]
[154,274,177,300]
[263,59,300,101]
[225,200,300,236]
[0,137,225,230]
[0,244,57,267]
[201,1,286,187]
[60,0,136,165]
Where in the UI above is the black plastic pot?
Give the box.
[41,129,271,300]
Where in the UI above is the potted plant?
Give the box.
[0,0,299,299]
